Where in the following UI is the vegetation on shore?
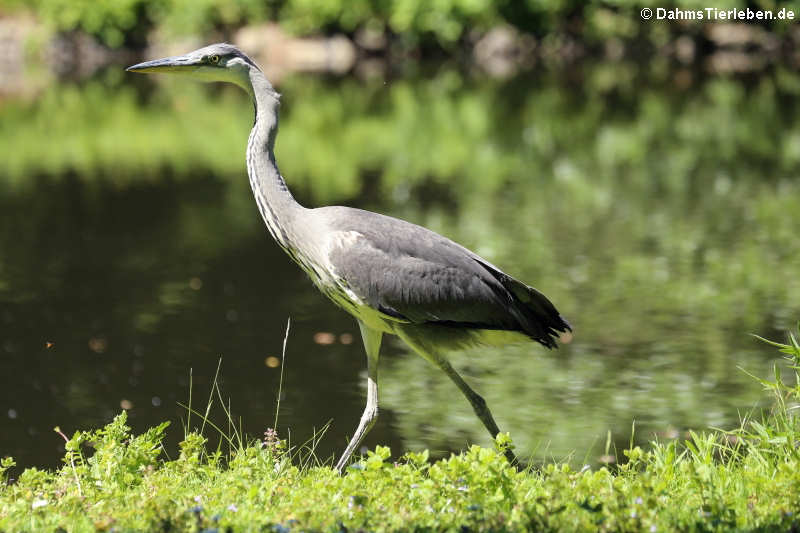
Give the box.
[1,325,799,531]
[4,0,796,54]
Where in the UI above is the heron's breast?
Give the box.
[300,231,395,333]
[305,272,391,333]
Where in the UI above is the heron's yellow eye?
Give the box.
[209,55,220,64]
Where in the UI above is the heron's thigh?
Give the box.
[392,324,472,365]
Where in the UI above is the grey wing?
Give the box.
[324,209,570,348]
[332,238,509,325]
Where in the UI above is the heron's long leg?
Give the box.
[335,320,382,472]
[395,329,519,467]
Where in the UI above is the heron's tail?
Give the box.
[475,258,572,349]
[508,281,572,349]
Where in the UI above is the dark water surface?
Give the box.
[0,176,401,469]
[2,63,800,469]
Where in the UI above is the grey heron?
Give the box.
[127,43,572,472]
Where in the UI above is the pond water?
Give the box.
[1,61,799,470]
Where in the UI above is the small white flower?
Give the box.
[227,504,238,512]
[32,499,48,509]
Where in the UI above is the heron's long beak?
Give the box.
[126,55,198,74]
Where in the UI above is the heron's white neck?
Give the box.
[245,68,304,251]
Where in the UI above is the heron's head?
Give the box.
[126,43,259,93]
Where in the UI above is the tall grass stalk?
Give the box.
[274,317,291,432]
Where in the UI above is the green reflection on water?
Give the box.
[1,62,799,467]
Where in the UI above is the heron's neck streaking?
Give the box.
[245,68,302,251]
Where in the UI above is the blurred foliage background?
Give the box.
[3,0,800,49]
[1,1,799,470]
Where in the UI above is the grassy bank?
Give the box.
[2,327,800,531]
